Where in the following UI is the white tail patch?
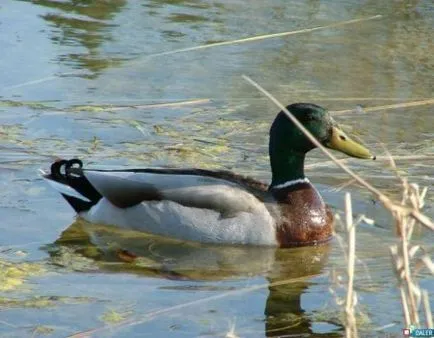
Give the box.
[44,178,91,202]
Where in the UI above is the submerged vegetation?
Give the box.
[0,259,44,292]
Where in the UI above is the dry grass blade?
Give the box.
[400,215,420,325]
[3,16,381,93]
[344,193,358,338]
[0,320,17,328]
[2,71,84,91]
[385,172,430,327]
[147,15,382,58]
[309,97,432,101]
[422,290,433,328]
[331,197,374,337]
[400,287,411,326]
[385,150,432,328]
[420,255,434,274]
[67,274,320,337]
[108,99,211,111]
[305,155,434,170]
[332,99,434,115]
[329,178,357,193]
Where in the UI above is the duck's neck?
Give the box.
[270,150,307,188]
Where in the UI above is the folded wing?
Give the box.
[84,170,268,217]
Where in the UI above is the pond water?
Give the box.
[0,0,433,337]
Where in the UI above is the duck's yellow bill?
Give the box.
[326,126,375,160]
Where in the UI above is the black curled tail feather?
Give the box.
[46,158,102,213]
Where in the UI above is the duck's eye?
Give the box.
[339,135,346,141]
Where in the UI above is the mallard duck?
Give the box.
[42,103,374,248]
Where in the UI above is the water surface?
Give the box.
[0,0,433,337]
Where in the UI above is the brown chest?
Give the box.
[270,183,334,247]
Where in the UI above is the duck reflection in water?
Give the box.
[46,219,340,337]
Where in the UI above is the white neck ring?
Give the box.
[272,178,310,189]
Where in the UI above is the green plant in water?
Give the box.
[100,308,133,324]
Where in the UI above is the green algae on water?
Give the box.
[0,260,44,291]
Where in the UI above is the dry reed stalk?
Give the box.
[332,98,434,115]
[67,274,320,337]
[309,173,433,183]
[384,149,433,328]
[330,204,373,337]
[3,71,84,91]
[306,97,432,101]
[145,15,382,59]
[3,16,381,93]
[242,75,433,333]
[0,320,17,328]
[388,177,432,328]
[422,290,433,328]
[305,155,434,170]
[344,193,358,338]
[107,99,211,111]
[329,178,357,193]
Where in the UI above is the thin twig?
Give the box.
[107,99,211,111]
[401,213,420,325]
[332,99,434,115]
[305,155,434,170]
[345,193,358,338]
[67,274,320,337]
[2,16,381,93]
[145,15,382,58]
[422,290,433,328]
[2,71,85,91]
[400,287,411,327]
[305,97,432,101]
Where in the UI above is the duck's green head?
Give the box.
[269,103,375,186]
